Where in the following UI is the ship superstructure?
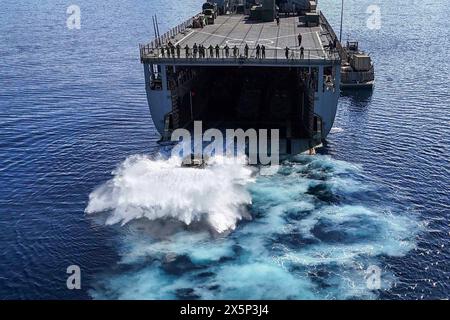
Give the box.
[140,0,342,154]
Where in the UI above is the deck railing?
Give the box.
[319,10,346,61]
[140,45,340,62]
[145,14,200,50]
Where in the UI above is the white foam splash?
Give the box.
[330,127,344,134]
[85,155,254,233]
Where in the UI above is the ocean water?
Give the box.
[0,0,448,299]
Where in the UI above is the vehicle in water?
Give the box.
[181,154,208,168]
[140,0,343,156]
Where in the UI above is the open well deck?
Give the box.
[140,13,341,64]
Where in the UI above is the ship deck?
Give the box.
[140,13,340,65]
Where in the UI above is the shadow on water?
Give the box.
[340,88,374,110]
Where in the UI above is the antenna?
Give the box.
[155,15,161,46]
[339,0,344,42]
[152,16,158,46]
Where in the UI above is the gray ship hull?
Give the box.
[141,7,341,154]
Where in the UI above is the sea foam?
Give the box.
[89,155,420,300]
[85,155,254,233]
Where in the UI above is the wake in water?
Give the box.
[87,154,420,300]
[85,155,254,233]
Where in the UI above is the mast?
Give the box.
[339,0,344,42]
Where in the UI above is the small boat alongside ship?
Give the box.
[340,41,374,89]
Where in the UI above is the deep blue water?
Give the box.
[0,0,449,299]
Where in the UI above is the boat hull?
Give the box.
[340,80,374,89]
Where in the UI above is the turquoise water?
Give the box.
[0,0,448,299]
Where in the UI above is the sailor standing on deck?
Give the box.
[256,44,261,59]
[193,43,198,58]
[276,15,280,26]
[298,33,302,47]
[215,44,220,58]
[244,44,249,58]
[233,45,238,58]
[285,46,290,59]
[161,46,165,57]
[261,45,266,58]
[176,44,181,58]
[300,46,304,59]
[209,45,214,58]
[224,44,230,58]
[185,44,190,58]
[166,45,171,58]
